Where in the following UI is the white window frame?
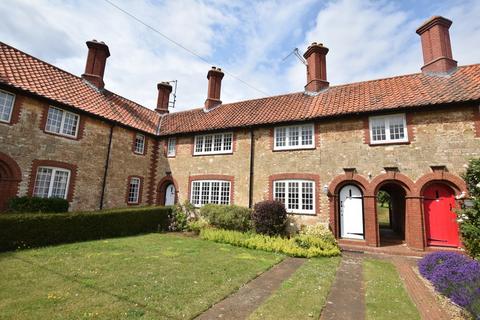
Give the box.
[190,180,231,207]
[127,177,141,204]
[369,114,408,145]
[33,166,71,199]
[193,132,233,155]
[273,123,315,150]
[134,133,146,154]
[0,89,16,123]
[273,179,315,215]
[45,106,80,138]
[167,137,176,157]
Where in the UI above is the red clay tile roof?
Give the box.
[1,41,479,137]
[0,42,160,134]
[159,64,480,135]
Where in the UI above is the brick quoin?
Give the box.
[267,173,321,216]
[27,159,78,203]
[147,139,159,205]
[188,174,235,205]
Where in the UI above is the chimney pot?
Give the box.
[205,66,224,110]
[303,42,329,93]
[416,16,457,73]
[82,40,110,89]
[156,82,172,114]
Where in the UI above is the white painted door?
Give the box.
[339,185,364,239]
[165,184,175,206]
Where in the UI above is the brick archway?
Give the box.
[157,175,178,206]
[0,152,22,212]
[328,171,371,244]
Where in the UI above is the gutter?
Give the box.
[248,127,255,208]
[99,124,114,210]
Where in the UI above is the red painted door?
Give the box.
[423,184,459,247]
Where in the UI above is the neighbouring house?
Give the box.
[1,16,479,251]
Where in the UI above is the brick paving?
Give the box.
[195,257,305,320]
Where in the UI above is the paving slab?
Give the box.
[195,257,305,320]
[320,252,365,320]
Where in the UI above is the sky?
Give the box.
[1,0,479,112]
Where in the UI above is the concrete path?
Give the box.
[320,253,365,320]
[195,257,305,320]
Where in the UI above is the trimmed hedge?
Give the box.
[0,206,171,251]
[200,204,252,231]
[8,196,69,213]
[200,228,341,258]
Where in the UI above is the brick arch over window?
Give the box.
[0,152,22,211]
[157,175,179,206]
[27,160,78,202]
[327,171,370,240]
[268,173,320,215]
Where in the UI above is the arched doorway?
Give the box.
[423,183,459,247]
[339,184,364,239]
[157,176,178,206]
[0,153,22,212]
[377,183,406,244]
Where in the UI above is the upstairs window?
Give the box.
[194,132,233,155]
[33,167,71,199]
[127,177,141,204]
[45,107,80,138]
[190,180,231,207]
[274,124,314,150]
[369,114,408,144]
[134,134,145,154]
[0,90,15,123]
[273,180,315,214]
[167,137,176,157]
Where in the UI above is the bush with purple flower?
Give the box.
[418,251,480,318]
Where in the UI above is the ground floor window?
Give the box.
[33,167,71,199]
[127,177,141,204]
[274,180,315,214]
[190,180,230,206]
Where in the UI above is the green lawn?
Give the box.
[364,259,420,320]
[377,204,390,228]
[249,257,340,320]
[0,233,283,320]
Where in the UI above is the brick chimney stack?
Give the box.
[82,40,110,89]
[416,16,457,74]
[303,42,329,93]
[156,82,172,114]
[204,66,224,110]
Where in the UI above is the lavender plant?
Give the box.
[418,252,480,318]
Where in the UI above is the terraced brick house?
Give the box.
[1,16,479,251]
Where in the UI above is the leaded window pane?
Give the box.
[46,108,63,133]
[0,91,14,122]
[33,168,53,198]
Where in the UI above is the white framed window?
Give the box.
[0,90,15,123]
[134,134,145,154]
[274,124,314,150]
[33,167,71,199]
[45,107,80,138]
[127,177,141,204]
[190,180,231,207]
[194,132,233,155]
[369,114,408,144]
[273,180,315,214]
[167,137,176,157]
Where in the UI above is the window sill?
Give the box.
[287,211,316,216]
[127,202,140,206]
[193,152,233,157]
[43,130,79,141]
[133,151,146,156]
[369,141,410,147]
[273,147,316,152]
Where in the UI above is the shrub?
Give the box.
[252,200,287,236]
[457,158,480,259]
[418,252,480,318]
[0,206,171,251]
[300,223,337,244]
[199,228,341,258]
[187,217,209,235]
[8,196,69,213]
[200,204,252,231]
[168,201,195,232]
